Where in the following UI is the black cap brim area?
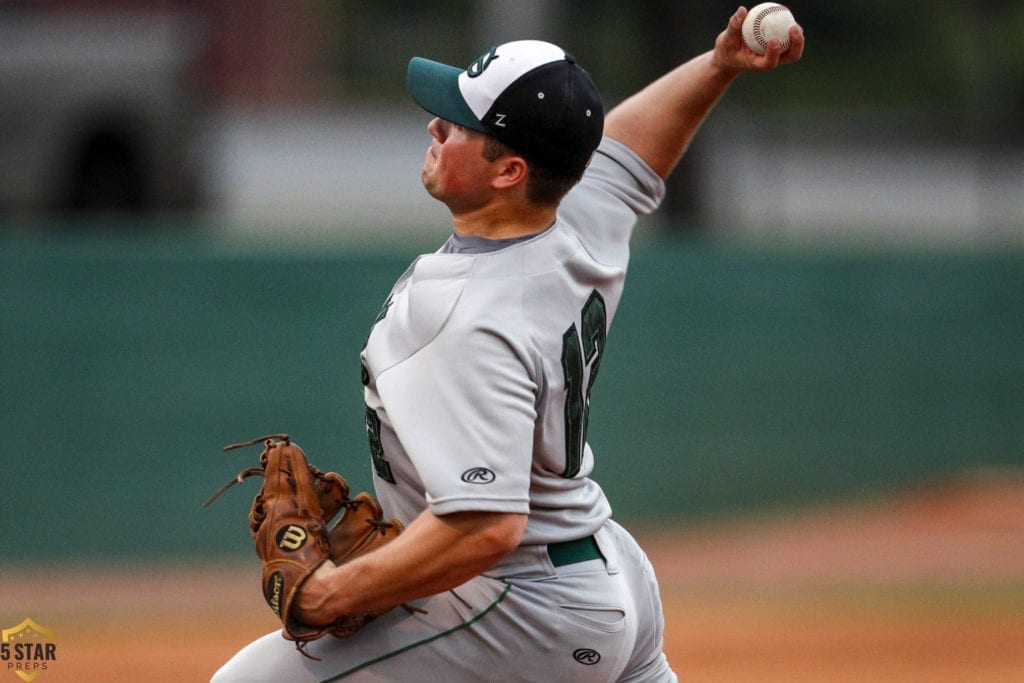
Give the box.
[407,57,487,134]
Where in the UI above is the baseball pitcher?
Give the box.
[211,7,803,682]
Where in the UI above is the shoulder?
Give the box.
[569,137,667,215]
[555,137,667,267]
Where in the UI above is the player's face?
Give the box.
[420,117,499,211]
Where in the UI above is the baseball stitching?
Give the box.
[752,5,791,50]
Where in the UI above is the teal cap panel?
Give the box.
[407,57,487,133]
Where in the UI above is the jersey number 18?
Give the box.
[560,290,606,478]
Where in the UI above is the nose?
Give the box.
[427,117,446,141]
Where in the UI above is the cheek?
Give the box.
[436,150,481,191]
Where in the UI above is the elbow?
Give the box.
[435,510,528,575]
[496,513,529,555]
[475,513,528,564]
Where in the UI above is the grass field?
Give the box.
[2,474,1022,682]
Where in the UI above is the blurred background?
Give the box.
[2,0,1023,242]
[0,2,1022,679]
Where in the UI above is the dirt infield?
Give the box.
[649,472,1024,682]
[3,473,1022,682]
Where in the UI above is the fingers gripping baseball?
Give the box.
[715,6,804,73]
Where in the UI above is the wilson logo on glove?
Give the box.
[266,572,285,617]
[204,433,418,659]
[276,525,308,551]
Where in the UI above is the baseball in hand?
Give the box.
[742,3,797,55]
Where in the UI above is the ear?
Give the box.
[491,155,529,191]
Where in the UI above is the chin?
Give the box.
[420,174,443,200]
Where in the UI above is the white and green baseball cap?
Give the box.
[407,40,604,174]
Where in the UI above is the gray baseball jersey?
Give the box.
[212,137,677,682]
[361,136,664,576]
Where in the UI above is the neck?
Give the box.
[450,200,557,240]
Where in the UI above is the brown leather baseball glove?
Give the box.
[204,434,404,656]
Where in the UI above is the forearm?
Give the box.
[603,6,804,180]
[604,51,739,179]
[300,509,526,623]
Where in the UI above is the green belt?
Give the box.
[547,535,603,567]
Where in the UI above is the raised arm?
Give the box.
[604,6,805,179]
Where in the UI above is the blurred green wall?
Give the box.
[2,235,1021,561]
